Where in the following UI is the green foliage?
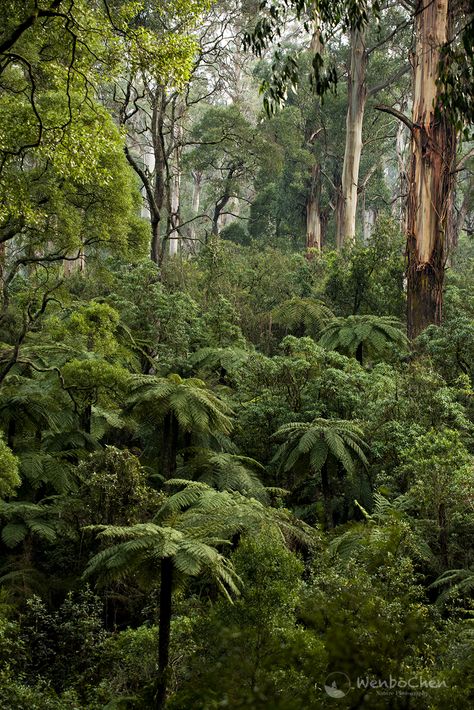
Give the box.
[0,436,20,498]
[0,2,472,706]
[319,314,408,364]
[127,373,233,443]
[170,528,326,710]
[323,221,405,317]
[272,296,334,337]
[19,589,107,692]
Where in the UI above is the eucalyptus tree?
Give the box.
[334,5,410,248]
[186,105,270,237]
[376,0,472,337]
[114,0,248,262]
[273,418,368,529]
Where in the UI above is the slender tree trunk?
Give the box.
[320,462,333,530]
[362,206,376,244]
[212,168,235,236]
[151,88,166,265]
[7,418,15,450]
[81,403,92,435]
[394,115,410,229]
[168,167,180,258]
[154,556,173,710]
[188,170,202,250]
[168,97,184,259]
[453,175,472,252]
[336,27,367,249]
[406,0,456,339]
[306,20,324,258]
[355,341,363,365]
[162,412,178,479]
[306,163,322,256]
[438,502,449,569]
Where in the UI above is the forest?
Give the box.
[0,0,473,708]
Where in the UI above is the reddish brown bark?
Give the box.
[406,0,456,339]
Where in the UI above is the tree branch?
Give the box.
[374,104,416,133]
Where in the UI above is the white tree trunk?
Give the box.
[394,115,409,228]
[306,163,322,255]
[336,27,367,249]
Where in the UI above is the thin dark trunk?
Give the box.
[151,218,161,264]
[81,403,92,435]
[154,556,173,710]
[152,88,166,265]
[162,412,178,479]
[438,503,449,569]
[7,418,15,449]
[320,461,333,530]
[355,341,363,365]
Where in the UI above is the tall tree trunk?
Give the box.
[167,97,184,259]
[394,114,410,229]
[7,418,15,450]
[81,403,92,435]
[168,167,180,258]
[188,170,202,250]
[63,248,85,276]
[336,27,367,249]
[306,20,323,257]
[406,0,456,339]
[151,88,166,265]
[212,166,236,236]
[355,341,363,365]
[452,174,473,253]
[154,556,173,710]
[306,163,322,256]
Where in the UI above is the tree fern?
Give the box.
[0,500,59,547]
[273,418,368,529]
[272,297,334,337]
[429,567,474,603]
[176,450,271,501]
[127,373,233,479]
[319,315,408,365]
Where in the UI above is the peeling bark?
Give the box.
[406,0,456,339]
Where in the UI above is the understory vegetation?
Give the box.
[1,237,473,709]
